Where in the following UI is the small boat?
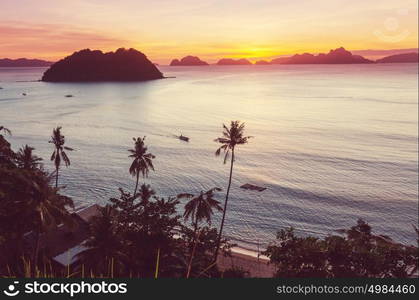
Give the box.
[65,94,74,97]
[179,134,189,142]
[240,183,266,192]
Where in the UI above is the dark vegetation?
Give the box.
[0,123,417,278]
[264,220,418,278]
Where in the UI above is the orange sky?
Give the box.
[0,0,418,64]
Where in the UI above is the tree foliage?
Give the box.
[263,219,418,278]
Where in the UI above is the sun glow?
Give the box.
[0,0,417,63]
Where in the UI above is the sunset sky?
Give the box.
[1,0,418,64]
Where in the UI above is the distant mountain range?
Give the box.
[216,58,252,65]
[270,47,374,64]
[169,47,418,66]
[0,58,53,67]
[375,52,418,63]
[2,48,417,69]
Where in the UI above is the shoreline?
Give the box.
[218,247,275,277]
[230,245,269,260]
[76,204,273,276]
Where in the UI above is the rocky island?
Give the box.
[42,48,163,82]
[255,60,270,65]
[217,58,252,65]
[170,56,209,66]
[270,47,373,64]
[376,52,418,63]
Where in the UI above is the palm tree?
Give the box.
[0,125,11,136]
[128,136,155,195]
[30,173,75,267]
[179,187,223,277]
[213,121,251,262]
[49,126,73,188]
[16,145,43,170]
[137,183,156,204]
[76,205,126,276]
[181,188,223,232]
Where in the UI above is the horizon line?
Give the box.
[1,47,418,64]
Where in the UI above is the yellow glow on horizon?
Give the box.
[0,0,417,63]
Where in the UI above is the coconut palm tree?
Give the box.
[16,145,43,170]
[213,121,251,262]
[179,187,222,277]
[181,188,223,232]
[49,126,73,188]
[137,183,156,204]
[30,173,75,267]
[76,205,127,276]
[128,136,155,195]
[0,125,11,136]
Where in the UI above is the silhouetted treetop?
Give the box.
[42,48,163,82]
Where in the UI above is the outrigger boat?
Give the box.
[179,134,189,142]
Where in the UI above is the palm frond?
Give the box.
[61,151,71,167]
[128,136,155,180]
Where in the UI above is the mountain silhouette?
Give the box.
[170,56,209,66]
[0,58,53,67]
[255,60,270,65]
[376,52,418,63]
[217,58,252,65]
[270,47,373,64]
[42,48,163,82]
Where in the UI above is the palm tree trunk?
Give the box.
[32,227,41,275]
[213,148,234,263]
[134,172,139,195]
[55,166,59,188]
[154,248,161,278]
[186,222,199,278]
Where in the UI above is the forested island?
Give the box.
[41,48,163,82]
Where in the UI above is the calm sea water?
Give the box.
[0,64,418,249]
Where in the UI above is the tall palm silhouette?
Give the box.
[181,188,223,232]
[213,121,251,262]
[49,126,73,188]
[128,137,155,195]
[179,187,223,277]
[16,145,43,170]
[0,126,11,136]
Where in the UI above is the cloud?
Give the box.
[0,22,129,60]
